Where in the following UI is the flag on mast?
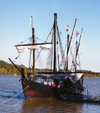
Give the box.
[66,25,69,32]
[76,31,79,37]
[29,16,33,27]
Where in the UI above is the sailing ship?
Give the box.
[9,13,84,100]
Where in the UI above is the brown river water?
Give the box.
[0,75,100,113]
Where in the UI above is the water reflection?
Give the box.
[20,99,83,113]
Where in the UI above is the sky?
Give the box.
[0,0,100,72]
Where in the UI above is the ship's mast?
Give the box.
[65,19,77,72]
[54,13,57,73]
[66,34,69,72]
[75,28,83,72]
[32,28,35,81]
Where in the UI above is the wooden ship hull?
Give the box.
[22,79,59,99]
[22,80,53,99]
[21,72,84,100]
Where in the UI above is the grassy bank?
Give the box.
[0,60,100,77]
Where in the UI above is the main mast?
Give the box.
[54,13,57,73]
[32,28,35,81]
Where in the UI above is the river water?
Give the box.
[0,75,100,113]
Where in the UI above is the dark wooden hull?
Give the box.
[22,78,64,100]
[21,73,84,100]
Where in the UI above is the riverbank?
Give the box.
[0,60,100,77]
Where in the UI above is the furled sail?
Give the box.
[15,43,52,54]
[64,73,83,83]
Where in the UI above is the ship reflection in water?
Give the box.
[20,99,83,113]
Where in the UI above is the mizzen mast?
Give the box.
[75,28,83,72]
[65,18,77,72]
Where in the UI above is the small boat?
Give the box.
[9,13,84,100]
[60,94,100,103]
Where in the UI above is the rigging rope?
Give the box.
[70,47,75,72]
[57,25,66,69]
[36,49,43,68]
[36,36,46,42]
[45,26,53,42]
[29,50,32,68]
[15,37,32,60]
[60,32,66,42]
[77,54,81,70]
[18,37,31,45]
[46,24,66,70]
[46,33,54,69]
[35,27,53,63]
[0,86,29,106]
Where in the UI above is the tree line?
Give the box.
[0,60,27,75]
[0,60,100,77]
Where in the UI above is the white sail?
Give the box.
[64,73,83,83]
[15,43,52,54]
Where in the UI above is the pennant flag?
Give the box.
[76,31,79,37]
[66,25,69,32]
[29,16,32,25]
